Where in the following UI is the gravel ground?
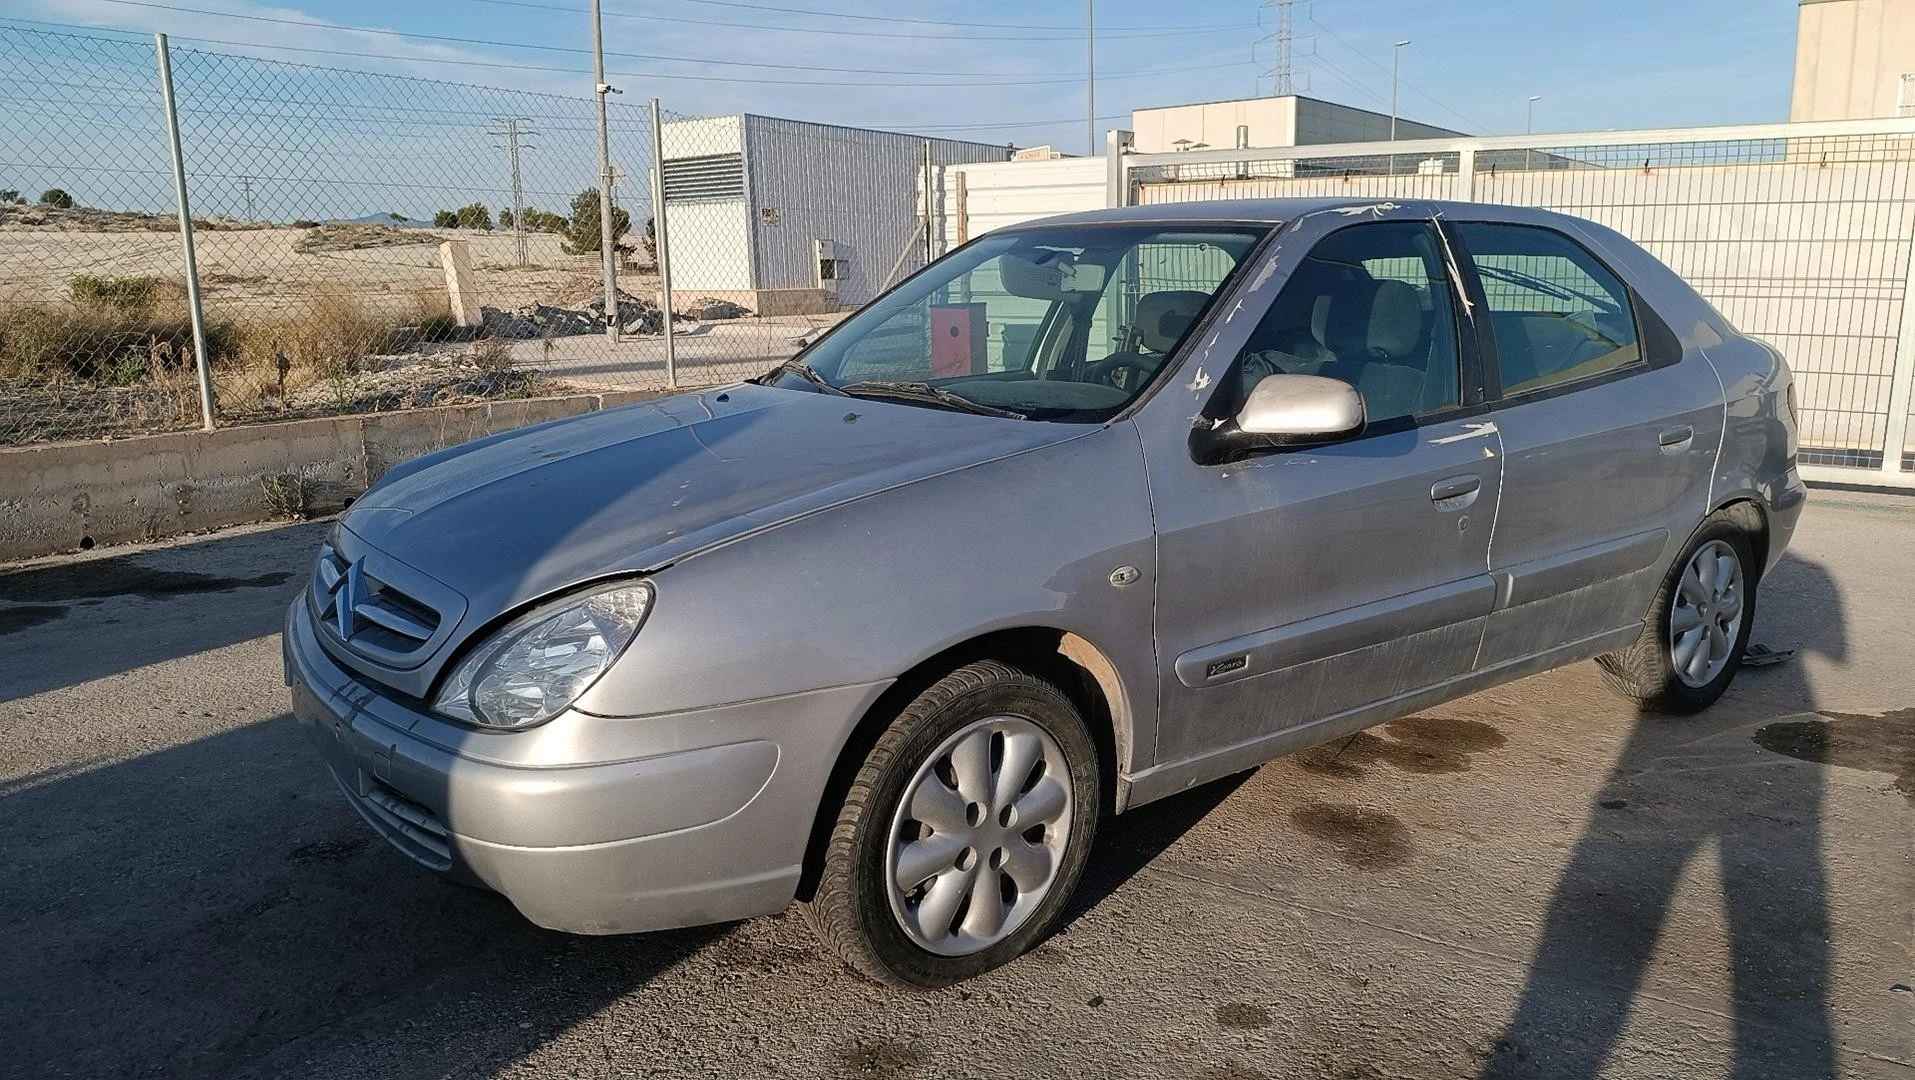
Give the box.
[0,492,1909,1079]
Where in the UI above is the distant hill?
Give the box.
[329,212,431,228]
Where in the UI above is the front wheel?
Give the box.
[803,660,1101,987]
[1597,516,1758,713]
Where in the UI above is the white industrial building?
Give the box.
[1128,94,1465,154]
[657,114,1007,315]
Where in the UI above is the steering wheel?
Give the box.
[1086,352,1160,390]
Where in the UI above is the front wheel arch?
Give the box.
[793,626,1127,904]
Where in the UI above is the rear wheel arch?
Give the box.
[794,626,1131,903]
[1708,496,1770,577]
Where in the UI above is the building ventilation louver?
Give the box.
[661,153,746,201]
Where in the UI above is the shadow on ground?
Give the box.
[0,711,723,1079]
[0,522,326,703]
[1483,553,1856,1079]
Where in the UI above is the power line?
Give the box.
[0,23,1134,143]
[77,0,1247,82]
[672,0,1253,33]
[467,0,1241,42]
[1306,15,1487,133]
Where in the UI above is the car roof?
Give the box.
[1026,197,1555,229]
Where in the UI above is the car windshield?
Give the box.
[765,223,1271,421]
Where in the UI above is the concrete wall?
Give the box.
[0,390,660,563]
[1792,0,1915,121]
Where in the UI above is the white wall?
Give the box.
[939,157,1108,249]
[1792,0,1915,121]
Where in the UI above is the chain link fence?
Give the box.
[0,24,1006,448]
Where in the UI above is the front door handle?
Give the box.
[1430,474,1481,510]
[1658,425,1695,453]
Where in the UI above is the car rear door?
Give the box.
[1135,209,1504,774]
[1447,218,1724,669]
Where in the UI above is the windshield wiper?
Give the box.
[755,358,847,396]
[836,380,1029,420]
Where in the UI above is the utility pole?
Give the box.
[1086,0,1096,158]
[237,175,255,222]
[490,116,534,265]
[591,0,621,341]
[1258,0,1311,96]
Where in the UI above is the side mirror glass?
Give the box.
[1236,373,1366,444]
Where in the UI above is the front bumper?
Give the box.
[285,597,889,934]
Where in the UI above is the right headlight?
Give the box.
[432,580,653,730]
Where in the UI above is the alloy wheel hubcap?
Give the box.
[1669,539,1745,688]
[885,715,1073,956]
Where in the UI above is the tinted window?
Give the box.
[1457,223,1642,396]
[1225,221,1463,423]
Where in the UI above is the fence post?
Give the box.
[1105,128,1134,208]
[648,98,676,389]
[590,0,619,342]
[922,139,935,265]
[1882,236,1915,478]
[154,33,215,432]
[1457,147,1477,202]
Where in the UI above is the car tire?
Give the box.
[1596,516,1759,714]
[803,659,1101,988]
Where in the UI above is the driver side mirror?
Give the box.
[1237,373,1367,444]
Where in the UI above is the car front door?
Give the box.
[1449,219,1724,669]
[1133,208,1505,780]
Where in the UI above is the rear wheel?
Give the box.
[803,660,1100,987]
[1597,516,1758,713]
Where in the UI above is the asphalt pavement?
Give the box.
[0,492,1910,1079]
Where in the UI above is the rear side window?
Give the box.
[1457,223,1642,396]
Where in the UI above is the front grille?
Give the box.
[360,780,453,870]
[313,542,443,661]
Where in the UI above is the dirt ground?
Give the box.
[0,226,644,318]
[0,492,1909,1079]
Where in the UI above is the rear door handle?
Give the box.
[1658,425,1694,453]
[1430,474,1481,510]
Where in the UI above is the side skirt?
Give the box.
[1117,623,1641,810]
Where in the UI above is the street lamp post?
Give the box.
[1526,95,1542,170]
[1390,39,1410,174]
[1390,39,1411,142]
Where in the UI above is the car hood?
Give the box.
[338,383,1085,633]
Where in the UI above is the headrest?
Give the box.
[1135,290,1211,354]
[1322,278,1423,360]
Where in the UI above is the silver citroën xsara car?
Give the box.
[287,199,1805,986]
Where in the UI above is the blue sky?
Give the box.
[11,0,1802,153]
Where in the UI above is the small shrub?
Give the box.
[0,299,234,384]
[290,218,319,229]
[455,202,493,231]
[469,334,514,373]
[39,188,74,209]
[260,472,310,519]
[415,313,461,342]
[70,274,162,312]
[433,209,457,228]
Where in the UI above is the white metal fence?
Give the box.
[945,118,1915,488]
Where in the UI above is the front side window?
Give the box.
[778,224,1269,421]
[1456,223,1642,396]
[1221,221,1464,424]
